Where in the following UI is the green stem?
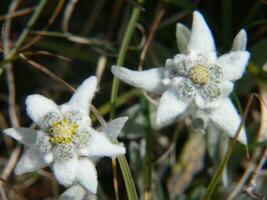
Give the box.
[110,0,144,119]
[9,0,49,57]
[117,156,139,200]
[141,97,153,200]
[109,1,145,200]
[203,143,234,200]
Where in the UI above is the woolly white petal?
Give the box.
[79,129,125,157]
[26,94,59,125]
[3,128,37,146]
[187,11,215,55]
[218,51,250,81]
[43,152,54,164]
[53,155,78,187]
[102,117,128,140]
[176,23,191,54]
[15,146,48,175]
[207,98,247,144]
[66,76,97,117]
[155,89,189,127]
[58,185,86,200]
[111,65,165,94]
[76,159,97,193]
[220,81,234,97]
[231,29,247,51]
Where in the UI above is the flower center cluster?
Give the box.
[41,111,81,144]
[189,65,210,84]
[164,55,225,102]
[49,117,78,144]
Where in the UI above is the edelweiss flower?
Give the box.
[112,11,250,144]
[4,76,127,193]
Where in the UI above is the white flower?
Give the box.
[3,76,127,194]
[111,11,250,144]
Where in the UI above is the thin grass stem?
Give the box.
[109,1,145,199]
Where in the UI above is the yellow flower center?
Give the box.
[189,65,210,84]
[49,117,78,144]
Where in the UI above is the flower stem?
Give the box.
[110,0,145,119]
[141,97,153,200]
[109,1,145,200]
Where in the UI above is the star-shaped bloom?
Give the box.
[4,76,127,194]
[112,11,250,144]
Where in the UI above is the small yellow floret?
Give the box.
[49,117,78,144]
[49,136,73,144]
[189,65,210,84]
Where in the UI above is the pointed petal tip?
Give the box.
[119,145,126,154]
[109,144,126,156]
[3,128,14,136]
[237,29,247,40]
[79,76,98,92]
[116,116,129,124]
[193,10,202,17]
[84,76,97,84]
[192,10,206,23]
[112,65,166,94]
[111,65,123,75]
[103,117,129,140]
[3,127,37,145]
[79,131,126,157]
[232,29,248,51]
[111,65,127,79]
[219,50,250,81]
[176,23,185,29]
[113,144,126,155]
[25,94,40,107]
[65,76,98,117]
[239,29,246,35]
[208,98,248,145]
[188,10,215,55]
[237,129,248,145]
[176,23,191,54]
[25,94,59,124]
